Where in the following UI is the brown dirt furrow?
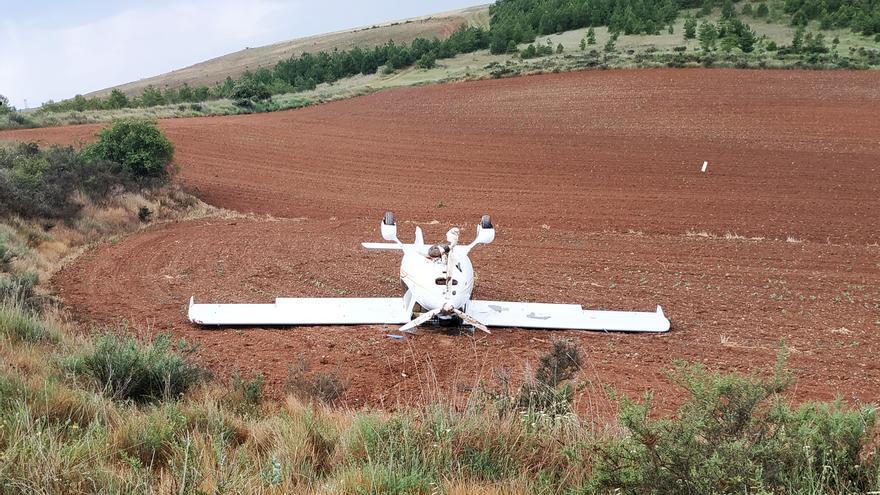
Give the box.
[54,218,880,412]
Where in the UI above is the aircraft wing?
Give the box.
[466,300,670,333]
[188,297,411,326]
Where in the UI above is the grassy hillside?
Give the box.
[85,5,490,99]
[3,1,879,131]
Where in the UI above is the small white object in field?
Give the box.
[701,161,709,173]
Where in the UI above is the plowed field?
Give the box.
[4,69,879,412]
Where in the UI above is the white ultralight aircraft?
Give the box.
[188,212,671,333]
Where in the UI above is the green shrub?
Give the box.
[227,371,264,412]
[115,403,188,468]
[84,120,174,180]
[232,80,271,107]
[65,332,204,402]
[0,234,13,271]
[0,142,137,219]
[0,272,40,310]
[0,299,56,343]
[592,354,878,493]
[284,359,348,405]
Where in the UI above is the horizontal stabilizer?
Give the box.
[466,300,670,333]
[189,296,411,326]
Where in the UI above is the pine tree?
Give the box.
[721,0,736,20]
[684,16,698,39]
[587,27,597,44]
[698,22,719,51]
[792,26,805,52]
[756,3,769,18]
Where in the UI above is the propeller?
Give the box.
[400,307,442,332]
[453,308,490,334]
[399,304,490,334]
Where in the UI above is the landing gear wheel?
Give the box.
[383,211,396,226]
[480,215,493,229]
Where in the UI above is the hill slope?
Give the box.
[86,4,489,98]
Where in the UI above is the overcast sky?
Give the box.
[1,0,482,108]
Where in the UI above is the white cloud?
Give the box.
[0,0,303,107]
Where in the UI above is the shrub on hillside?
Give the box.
[84,119,174,180]
[65,332,204,402]
[231,80,272,107]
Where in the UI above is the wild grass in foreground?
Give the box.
[1,301,878,494]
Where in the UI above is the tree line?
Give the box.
[784,0,880,34]
[37,0,880,114]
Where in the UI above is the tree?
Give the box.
[700,0,713,16]
[721,0,736,20]
[738,25,757,52]
[792,26,805,52]
[579,37,587,51]
[604,32,618,52]
[699,22,719,51]
[417,51,436,69]
[106,89,130,110]
[587,27,597,44]
[556,43,564,53]
[684,16,698,39]
[85,120,174,179]
[721,34,739,52]
[232,80,271,106]
[139,86,165,107]
[742,3,753,16]
[756,3,769,18]
[0,94,12,115]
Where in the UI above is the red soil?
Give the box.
[4,69,879,413]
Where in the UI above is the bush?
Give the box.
[114,404,188,468]
[0,272,39,309]
[232,80,271,107]
[592,354,879,493]
[489,340,583,418]
[0,142,140,219]
[84,120,174,180]
[65,332,204,402]
[0,299,56,343]
[227,371,264,412]
[284,359,348,405]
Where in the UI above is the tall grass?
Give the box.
[62,331,205,402]
[0,298,57,343]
